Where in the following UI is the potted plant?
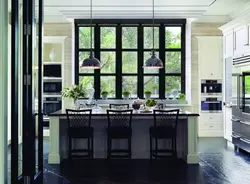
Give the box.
[122,91,130,100]
[101,91,108,100]
[144,90,152,99]
[178,93,187,104]
[165,86,172,99]
[62,84,86,108]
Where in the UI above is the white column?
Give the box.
[187,117,199,164]
[0,0,9,183]
[48,117,61,164]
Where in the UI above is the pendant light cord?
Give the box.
[152,0,155,55]
[90,0,93,56]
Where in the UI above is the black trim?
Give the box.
[11,0,19,182]
[75,19,186,99]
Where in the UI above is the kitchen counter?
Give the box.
[47,107,199,165]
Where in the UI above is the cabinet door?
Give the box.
[234,26,248,57]
[198,36,223,79]
[224,32,234,57]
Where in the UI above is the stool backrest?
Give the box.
[109,104,129,109]
[66,109,92,128]
[107,109,133,128]
[153,109,179,130]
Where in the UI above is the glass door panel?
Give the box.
[243,72,250,113]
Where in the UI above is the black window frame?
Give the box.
[75,19,186,99]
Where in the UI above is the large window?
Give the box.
[75,19,186,99]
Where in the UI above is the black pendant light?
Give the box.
[143,0,163,69]
[81,0,101,69]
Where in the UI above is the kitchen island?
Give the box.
[48,107,199,164]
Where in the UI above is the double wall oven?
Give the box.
[231,55,250,152]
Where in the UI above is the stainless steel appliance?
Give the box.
[43,64,61,77]
[201,97,222,113]
[43,78,62,95]
[230,55,250,152]
[201,80,222,95]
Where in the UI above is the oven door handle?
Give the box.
[203,101,221,104]
[43,101,60,103]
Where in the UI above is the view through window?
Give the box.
[75,20,186,99]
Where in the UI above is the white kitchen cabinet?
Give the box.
[234,26,249,57]
[199,113,223,137]
[224,31,234,58]
[197,36,223,80]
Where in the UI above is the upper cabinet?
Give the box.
[224,31,234,58]
[233,26,250,57]
[197,36,223,80]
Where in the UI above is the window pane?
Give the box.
[165,76,181,98]
[144,27,159,49]
[101,52,116,73]
[144,76,159,98]
[122,52,137,73]
[79,76,94,90]
[165,27,181,48]
[122,76,137,98]
[101,27,116,48]
[143,51,159,74]
[101,76,116,98]
[165,52,181,73]
[79,27,94,48]
[122,27,137,48]
[79,52,94,73]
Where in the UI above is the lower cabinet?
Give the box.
[198,113,223,137]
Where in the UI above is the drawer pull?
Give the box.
[239,121,250,125]
[231,135,240,139]
[240,138,250,144]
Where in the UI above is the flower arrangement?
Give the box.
[61,84,86,102]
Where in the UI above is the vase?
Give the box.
[49,48,56,62]
[145,94,151,99]
[123,94,129,100]
[74,99,80,110]
[102,94,108,100]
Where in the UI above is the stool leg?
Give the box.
[128,137,132,159]
[107,137,110,159]
[91,136,94,159]
[88,137,91,159]
[68,137,72,160]
[150,134,152,160]
[155,138,158,159]
[174,137,177,158]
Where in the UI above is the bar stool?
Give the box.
[109,104,130,109]
[149,109,179,160]
[106,109,133,159]
[66,109,94,160]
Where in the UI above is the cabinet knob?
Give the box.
[211,73,213,75]
[210,117,212,119]
[210,125,213,128]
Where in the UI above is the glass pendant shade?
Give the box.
[81,54,101,69]
[144,53,163,68]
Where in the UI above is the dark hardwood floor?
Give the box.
[8,138,250,184]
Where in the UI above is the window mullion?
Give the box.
[181,24,186,94]
[138,25,143,99]
[159,24,165,99]
[94,25,100,99]
[116,24,122,99]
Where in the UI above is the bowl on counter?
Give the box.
[132,103,141,110]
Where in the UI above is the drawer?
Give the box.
[200,114,222,123]
[200,122,223,130]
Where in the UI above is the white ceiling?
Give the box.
[31,0,250,23]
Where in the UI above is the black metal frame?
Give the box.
[11,0,44,182]
[75,19,186,99]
